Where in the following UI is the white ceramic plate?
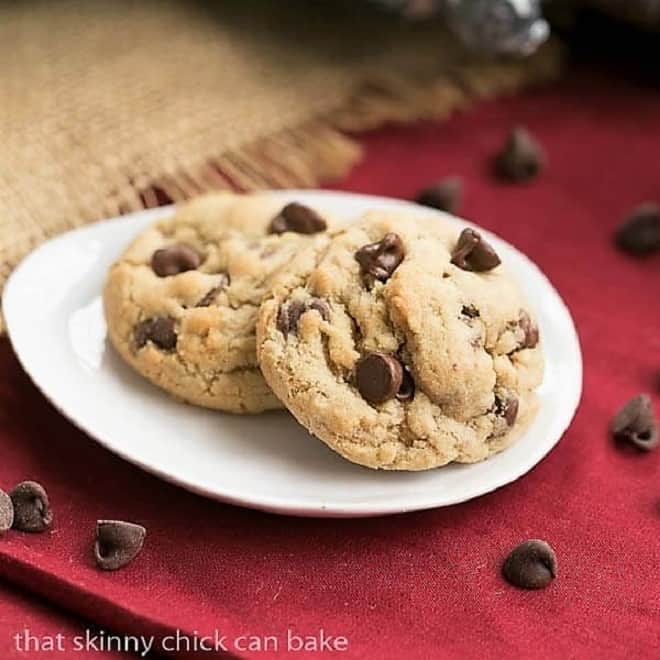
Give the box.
[3,191,581,517]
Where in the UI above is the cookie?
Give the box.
[257,211,544,469]
[103,192,335,413]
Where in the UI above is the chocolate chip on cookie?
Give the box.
[269,203,327,235]
[614,203,660,256]
[518,310,539,349]
[195,275,230,308]
[355,233,405,282]
[95,520,146,571]
[151,244,201,277]
[10,481,53,533]
[495,395,519,426]
[135,317,177,351]
[495,127,545,183]
[503,540,557,590]
[277,298,330,336]
[356,353,404,405]
[611,394,658,451]
[451,228,501,272]
[396,365,416,402]
[461,304,480,319]
[415,177,463,214]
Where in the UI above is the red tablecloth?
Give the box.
[1,68,659,659]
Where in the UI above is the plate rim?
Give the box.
[3,190,583,517]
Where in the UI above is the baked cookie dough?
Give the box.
[104,192,335,413]
[257,211,544,469]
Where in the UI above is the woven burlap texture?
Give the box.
[0,0,562,329]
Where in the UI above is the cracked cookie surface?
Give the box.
[257,210,544,469]
[103,192,335,413]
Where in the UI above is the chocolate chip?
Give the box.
[151,244,201,277]
[461,304,480,319]
[135,317,177,351]
[518,310,539,349]
[503,540,557,589]
[615,203,660,256]
[492,394,518,434]
[356,353,403,405]
[0,489,14,534]
[307,298,331,321]
[195,275,229,308]
[269,203,327,235]
[396,365,415,402]
[355,233,405,282]
[611,394,658,451]
[95,520,146,571]
[495,127,545,182]
[277,298,330,336]
[415,177,463,214]
[451,228,501,272]
[503,396,519,426]
[10,481,53,533]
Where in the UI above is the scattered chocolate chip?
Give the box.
[451,228,501,272]
[269,203,327,235]
[614,203,660,256]
[355,233,405,282]
[461,304,480,319]
[277,298,330,336]
[356,353,403,405]
[503,540,557,590]
[495,127,545,183]
[195,275,229,308]
[135,317,177,351]
[415,177,463,214]
[0,489,14,534]
[611,394,658,451]
[151,244,201,277]
[10,481,53,533]
[95,520,146,571]
[518,310,539,349]
[396,365,415,402]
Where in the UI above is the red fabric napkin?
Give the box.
[1,68,659,659]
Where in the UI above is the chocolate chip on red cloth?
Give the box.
[151,244,201,277]
[503,540,557,590]
[451,228,501,272]
[10,481,53,533]
[495,127,546,182]
[195,275,229,308]
[355,233,405,281]
[135,317,177,350]
[614,203,660,256]
[95,520,146,571]
[518,310,539,349]
[356,352,404,405]
[269,202,327,235]
[610,394,658,451]
[415,176,463,214]
[396,365,415,402]
[277,298,330,336]
[0,489,14,534]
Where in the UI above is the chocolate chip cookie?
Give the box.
[103,192,335,412]
[257,211,544,469]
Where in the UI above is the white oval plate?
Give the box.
[3,191,581,517]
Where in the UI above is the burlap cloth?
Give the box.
[0,0,562,330]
